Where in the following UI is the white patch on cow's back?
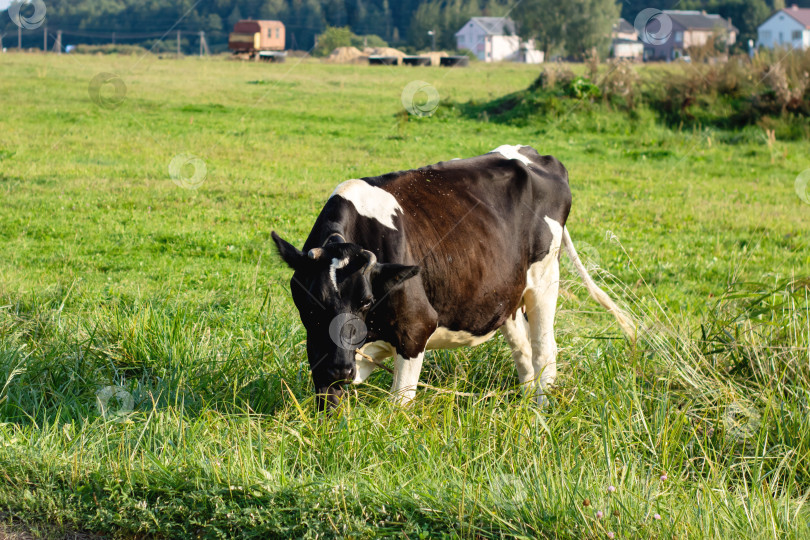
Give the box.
[489,144,532,166]
[330,179,402,230]
[329,257,349,290]
[425,326,497,350]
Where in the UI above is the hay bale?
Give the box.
[363,46,406,58]
[326,46,366,64]
[363,47,406,64]
[421,51,448,67]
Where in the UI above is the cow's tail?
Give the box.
[562,227,637,341]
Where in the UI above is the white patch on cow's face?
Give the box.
[329,257,349,290]
[425,326,497,350]
[489,144,532,166]
[330,179,403,230]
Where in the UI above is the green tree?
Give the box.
[512,0,567,56]
[227,5,243,28]
[260,0,287,18]
[515,0,619,58]
[313,25,354,55]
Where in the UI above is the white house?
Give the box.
[610,18,644,60]
[455,17,543,63]
[757,5,810,50]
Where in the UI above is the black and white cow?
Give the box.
[272,145,635,409]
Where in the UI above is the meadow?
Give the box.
[0,52,809,538]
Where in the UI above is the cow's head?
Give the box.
[271,232,420,410]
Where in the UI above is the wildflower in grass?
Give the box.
[607,532,615,539]
[583,499,591,507]
[660,474,667,481]
[607,485,616,493]
[596,510,604,519]
[654,513,661,520]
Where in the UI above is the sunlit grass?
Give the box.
[0,53,809,538]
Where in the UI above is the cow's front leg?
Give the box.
[353,357,378,385]
[390,352,424,406]
[353,341,395,385]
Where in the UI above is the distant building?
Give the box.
[229,20,285,55]
[455,17,544,63]
[641,10,738,61]
[612,18,638,41]
[757,5,810,50]
[611,18,644,60]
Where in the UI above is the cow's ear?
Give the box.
[370,263,420,293]
[272,231,311,271]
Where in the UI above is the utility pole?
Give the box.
[43,26,47,51]
[55,30,62,54]
[199,31,203,56]
[177,30,181,57]
[18,26,22,49]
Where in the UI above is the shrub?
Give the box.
[477,51,810,136]
[312,26,388,57]
[74,44,149,56]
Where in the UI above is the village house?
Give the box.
[757,4,810,50]
[641,10,738,61]
[454,17,543,63]
[610,18,644,60]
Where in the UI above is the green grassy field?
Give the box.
[1,53,809,538]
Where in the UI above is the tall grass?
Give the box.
[1,263,808,537]
[1,53,808,538]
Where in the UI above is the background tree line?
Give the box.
[1,0,805,55]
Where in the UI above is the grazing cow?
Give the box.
[272,145,635,410]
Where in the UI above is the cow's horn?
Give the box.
[362,250,377,273]
[307,248,324,259]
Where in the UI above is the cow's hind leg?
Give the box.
[500,314,535,392]
[524,217,563,404]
